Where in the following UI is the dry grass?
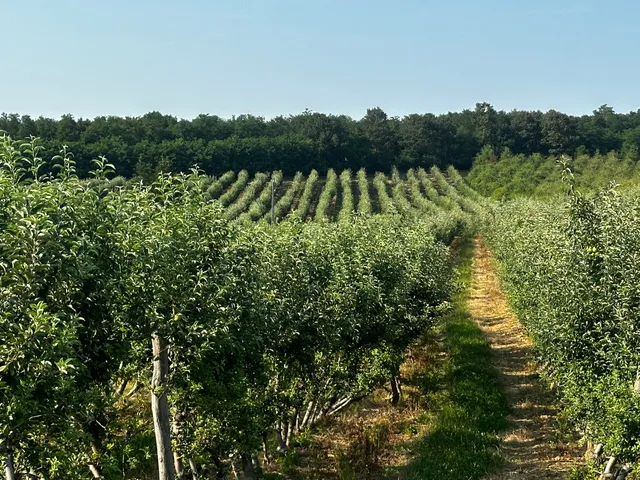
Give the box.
[263,332,443,480]
[470,237,583,479]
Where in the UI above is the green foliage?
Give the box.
[468,149,640,199]
[406,168,437,214]
[268,171,304,222]
[314,168,338,222]
[356,168,372,215]
[430,166,478,214]
[217,169,249,206]
[568,462,599,480]
[0,135,481,478]
[391,167,413,215]
[4,104,640,178]
[337,169,354,222]
[238,170,283,222]
[446,165,483,202]
[373,172,397,215]
[290,169,319,221]
[485,185,640,461]
[224,171,269,220]
[415,168,457,211]
[205,169,235,199]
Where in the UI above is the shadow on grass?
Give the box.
[401,237,510,480]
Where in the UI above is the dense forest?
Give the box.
[2,104,640,181]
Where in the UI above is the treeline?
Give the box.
[3,103,640,180]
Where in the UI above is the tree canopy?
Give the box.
[3,104,640,182]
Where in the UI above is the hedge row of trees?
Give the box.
[3,104,640,181]
[468,146,640,199]
[485,183,640,473]
[0,135,464,479]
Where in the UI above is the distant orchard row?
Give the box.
[93,164,485,224]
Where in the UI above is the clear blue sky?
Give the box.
[2,0,639,119]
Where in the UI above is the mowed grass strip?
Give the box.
[404,237,509,480]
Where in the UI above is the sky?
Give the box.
[2,0,639,120]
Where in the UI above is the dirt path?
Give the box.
[468,238,583,479]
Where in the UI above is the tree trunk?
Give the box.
[4,444,16,480]
[601,456,617,480]
[252,455,262,476]
[152,334,175,480]
[189,458,198,480]
[276,422,287,453]
[390,375,401,405]
[126,380,140,399]
[328,396,352,416]
[594,443,604,461]
[88,460,102,479]
[87,443,104,478]
[285,412,296,448]
[321,397,334,416]
[616,465,631,480]
[117,379,129,396]
[283,420,290,446]
[262,432,271,464]
[174,454,185,480]
[299,401,315,432]
[172,413,186,480]
[308,401,320,427]
[188,458,198,480]
[241,454,257,480]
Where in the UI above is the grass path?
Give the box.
[469,237,583,479]
[402,236,509,479]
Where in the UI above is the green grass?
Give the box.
[403,237,510,479]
